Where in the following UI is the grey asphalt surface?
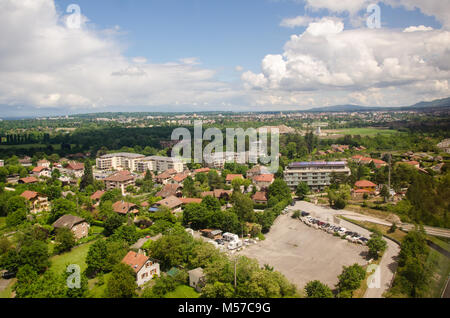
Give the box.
[238,211,368,293]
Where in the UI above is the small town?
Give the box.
[0,0,449,312]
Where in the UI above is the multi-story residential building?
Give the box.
[96,153,184,173]
[136,156,184,173]
[204,152,248,169]
[284,161,351,191]
[0,159,4,167]
[104,171,135,191]
[96,153,145,171]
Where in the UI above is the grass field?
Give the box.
[87,273,112,298]
[326,128,399,136]
[164,285,200,298]
[49,240,96,275]
[424,249,450,298]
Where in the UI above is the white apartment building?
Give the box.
[135,156,184,173]
[284,161,351,191]
[203,152,248,169]
[0,159,4,167]
[96,153,145,171]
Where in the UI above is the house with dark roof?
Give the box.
[104,171,135,191]
[252,191,268,204]
[155,183,181,199]
[52,215,89,240]
[155,195,183,212]
[121,251,160,286]
[112,201,139,215]
[18,176,38,184]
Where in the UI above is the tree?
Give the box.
[305,280,334,298]
[336,264,366,296]
[79,161,94,191]
[54,228,76,254]
[267,178,292,204]
[183,176,197,197]
[182,203,211,230]
[6,208,27,227]
[105,263,137,298]
[231,192,254,222]
[86,239,108,276]
[380,185,389,201]
[104,213,125,236]
[295,182,310,200]
[49,198,77,223]
[367,233,387,259]
[201,195,221,212]
[202,281,235,298]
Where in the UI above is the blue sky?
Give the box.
[53,0,440,79]
[0,0,449,116]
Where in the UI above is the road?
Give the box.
[290,201,401,298]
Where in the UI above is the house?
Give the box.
[437,138,450,154]
[121,251,160,286]
[252,191,268,204]
[65,161,85,178]
[112,201,139,215]
[32,166,51,178]
[179,198,203,205]
[170,172,190,184]
[20,190,49,214]
[226,174,244,185]
[193,168,210,175]
[246,165,270,179]
[18,156,32,167]
[90,190,106,203]
[18,176,38,184]
[52,215,90,240]
[354,180,377,193]
[104,170,135,191]
[0,160,3,167]
[201,189,233,200]
[155,169,177,184]
[252,174,274,190]
[155,195,183,212]
[372,159,387,169]
[155,184,182,198]
[188,268,206,292]
[402,161,420,169]
[37,159,51,168]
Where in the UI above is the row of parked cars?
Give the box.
[301,213,369,245]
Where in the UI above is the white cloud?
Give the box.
[280,16,315,28]
[242,17,450,107]
[403,25,434,32]
[0,0,239,111]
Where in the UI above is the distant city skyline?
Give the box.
[1,0,449,117]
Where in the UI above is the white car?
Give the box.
[338,228,347,236]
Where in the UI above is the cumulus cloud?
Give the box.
[0,0,238,111]
[403,25,434,32]
[280,16,316,28]
[242,17,450,106]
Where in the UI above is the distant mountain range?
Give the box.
[306,97,450,112]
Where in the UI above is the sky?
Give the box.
[0,0,449,117]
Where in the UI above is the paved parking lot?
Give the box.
[238,213,368,291]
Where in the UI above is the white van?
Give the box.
[223,232,239,242]
[228,239,243,250]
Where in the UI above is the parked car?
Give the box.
[301,211,310,217]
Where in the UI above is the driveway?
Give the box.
[293,201,400,298]
[238,212,368,293]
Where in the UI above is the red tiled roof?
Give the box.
[253,174,274,182]
[180,198,203,204]
[352,155,364,160]
[372,159,386,165]
[172,173,189,183]
[252,191,267,202]
[112,201,138,214]
[104,171,134,182]
[90,190,105,201]
[66,162,84,170]
[156,169,177,180]
[122,251,149,273]
[226,174,243,182]
[21,190,39,200]
[355,180,377,188]
[156,196,183,209]
[194,168,210,174]
[156,184,181,198]
[19,177,38,184]
[32,166,46,172]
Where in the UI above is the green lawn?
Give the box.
[332,128,399,136]
[164,285,200,298]
[424,249,450,298]
[87,273,112,298]
[0,217,6,230]
[49,240,96,275]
